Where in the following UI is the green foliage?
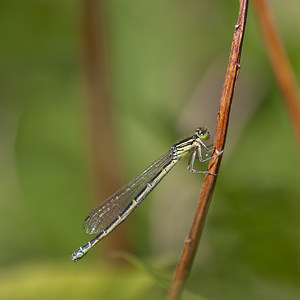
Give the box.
[0,0,300,299]
[0,262,164,300]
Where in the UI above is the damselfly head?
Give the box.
[195,127,210,140]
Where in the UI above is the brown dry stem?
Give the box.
[166,1,249,299]
[253,0,300,152]
[81,0,131,252]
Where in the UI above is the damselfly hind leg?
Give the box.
[187,146,223,175]
[198,145,223,162]
[187,149,214,175]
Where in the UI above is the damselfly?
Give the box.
[71,127,220,261]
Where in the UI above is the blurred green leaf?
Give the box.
[0,0,300,299]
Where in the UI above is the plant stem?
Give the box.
[81,0,131,253]
[253,0,300,153]
[166,1,249,299]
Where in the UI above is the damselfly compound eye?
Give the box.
[195,127,210,140]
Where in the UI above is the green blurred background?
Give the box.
[0,1,300,299]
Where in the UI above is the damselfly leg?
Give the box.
[187,143,223,175]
